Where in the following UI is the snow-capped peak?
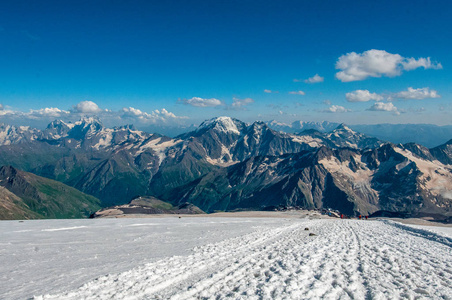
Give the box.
[76,116,103,127]
[198,116,242,135]
[334,123,354,132]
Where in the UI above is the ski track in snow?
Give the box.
[36,219,452,300]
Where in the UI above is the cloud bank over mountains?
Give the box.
[0,101,187,128]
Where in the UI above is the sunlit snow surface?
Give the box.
[1,217,451,299]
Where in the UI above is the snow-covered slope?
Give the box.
[1,217,450,299]
[0,123,40,145]
[266,120,340,133]
[293,123,384,150]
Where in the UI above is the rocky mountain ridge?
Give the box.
[91,196,205,218]
[0,116,451,220]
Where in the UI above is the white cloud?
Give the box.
[346,90,384,102]
[323,100,332,105]
[121,107,145,118]
[323,105,351,113]
[367,102,399,114]
[120,107,187,124]
[393,87,440,100]
[0,107,70,119]
[0,104,3,110]
[182,97,223,107]
[304,74,324,83]
[0,107,14,116]
[74,101,103,113]
[27,107,70,119]
[231,97,254,109]
[288,90,305,95]
[0,102,187,128]
[402,57,443,71]
[335,49,442,82]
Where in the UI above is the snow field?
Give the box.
[0,217,274,299]
[34,219,452,300]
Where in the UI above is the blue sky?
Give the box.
[0,0,451,129]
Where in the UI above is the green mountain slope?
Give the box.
[0,166,101,219]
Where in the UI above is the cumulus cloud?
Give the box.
[323,105,351,113]
[74,101,103,113]
[0,104,3,111]
[27,107,70,119]
[182,97,223,107]
[231,97,254,110]
[288,90,305,95]
[392,87,440,100]
[335,49,442,82]
[304,74,324,83]
[121,107,187,124]
[402,57,443,71]
[367,102,399,114]
[346,90,384,102]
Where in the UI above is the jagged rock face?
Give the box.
[176,117,314,167]
[160,143,452,217]
[160,150,356,214]
[148,117,314,195]
[41,120,73,140]
[430,139,452,165]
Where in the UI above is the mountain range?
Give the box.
[0,116,451,221]
[265,120,452,148]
